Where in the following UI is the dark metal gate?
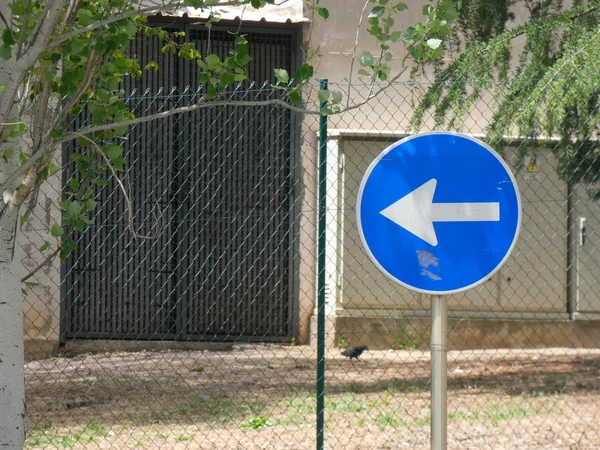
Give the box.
[62,24,299,341]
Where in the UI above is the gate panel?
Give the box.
[63,26,297,340]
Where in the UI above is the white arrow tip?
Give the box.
[380,178,439,246]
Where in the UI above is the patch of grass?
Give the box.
[25,431,62,448]
[240,416,273,429]
[334,334,350,349]
[413,416,431,428]
[190,367,204,373]
[448,408,481,422]
[484,401,542,426]
[285,393,317,415]
[390,332,421,350]
[445,400,546,426]
[282,392,366,415]
[25,420,108,449]
[328,394,366,413]
[178,395,267,421]
[375,410,403,427]
[270,415,311,426]
[346,381,362,393]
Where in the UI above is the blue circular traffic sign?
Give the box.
[356,132,521,295]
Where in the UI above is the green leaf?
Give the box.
[427,38,442,49]
[274,68,289,84]
[50,223,63,238]
[198,72,210,84]
[440,0,458,21]
[318,89,331,103]
[2,28,16,46]
[19,152,29,165]
[236,52,253,65]
[369,6,385,18]
[393,2,408,11]
[207,85,218,98]
[40,242,50,252]
[437,23,452,37]
[378,0,389,4]
[86,199,97,210]
[220,71,235,85]
[403,27,416,43]
[77,8,95,26]
[68,202,82,216]
[359,51,375,66]
[410,46,422,60]
[391,31,402,42]
[2,148,14,161]
[317,7,329,20]
[145,61,159,71]
[205,54,221,70]
[289,91,301,104]
[19,216,27,226]
[332,90,343,104]
[104,144,124,161]
[0,46,11,60]
[69,178,80,190]
[95,179,109,187]
[294,63,314,81]
[0,85,5,93]
[50,128,64,139]
[428,45,444,60]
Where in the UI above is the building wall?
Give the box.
[338,137,569,316]
[21,174,61,360]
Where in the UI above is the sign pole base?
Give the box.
[431,295,447,450]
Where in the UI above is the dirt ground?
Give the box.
[24,346,600,449]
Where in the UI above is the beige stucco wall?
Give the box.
[21,175,61,360]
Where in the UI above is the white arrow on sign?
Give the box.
[380,178,500,246]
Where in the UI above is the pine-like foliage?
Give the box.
[413,0,600,194]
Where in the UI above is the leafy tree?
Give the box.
[413,0,600,195]
[0,0,457,445]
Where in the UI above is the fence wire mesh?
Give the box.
[21,77,600,450]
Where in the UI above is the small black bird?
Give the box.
[341,345,368,360]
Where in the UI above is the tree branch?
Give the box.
[46,0,255,50]
[59,97,322,140]
[21,248,60,283]
[46,3,182,49]
[0,140,50,196]
[0,0,69,136]
[70,132,162,240]
[347,0,371,108]
[59,71,413,140]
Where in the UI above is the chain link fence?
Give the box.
[21,77,600,449]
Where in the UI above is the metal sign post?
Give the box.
[431,295,447,450]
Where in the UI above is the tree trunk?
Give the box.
[0,219,25,449]
[0,2,26,445]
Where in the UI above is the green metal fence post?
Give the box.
[316,78,328,450]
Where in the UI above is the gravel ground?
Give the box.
[24,346,600,449]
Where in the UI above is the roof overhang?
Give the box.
[141,0,309,24]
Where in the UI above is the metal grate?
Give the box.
[61,26,298,341]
